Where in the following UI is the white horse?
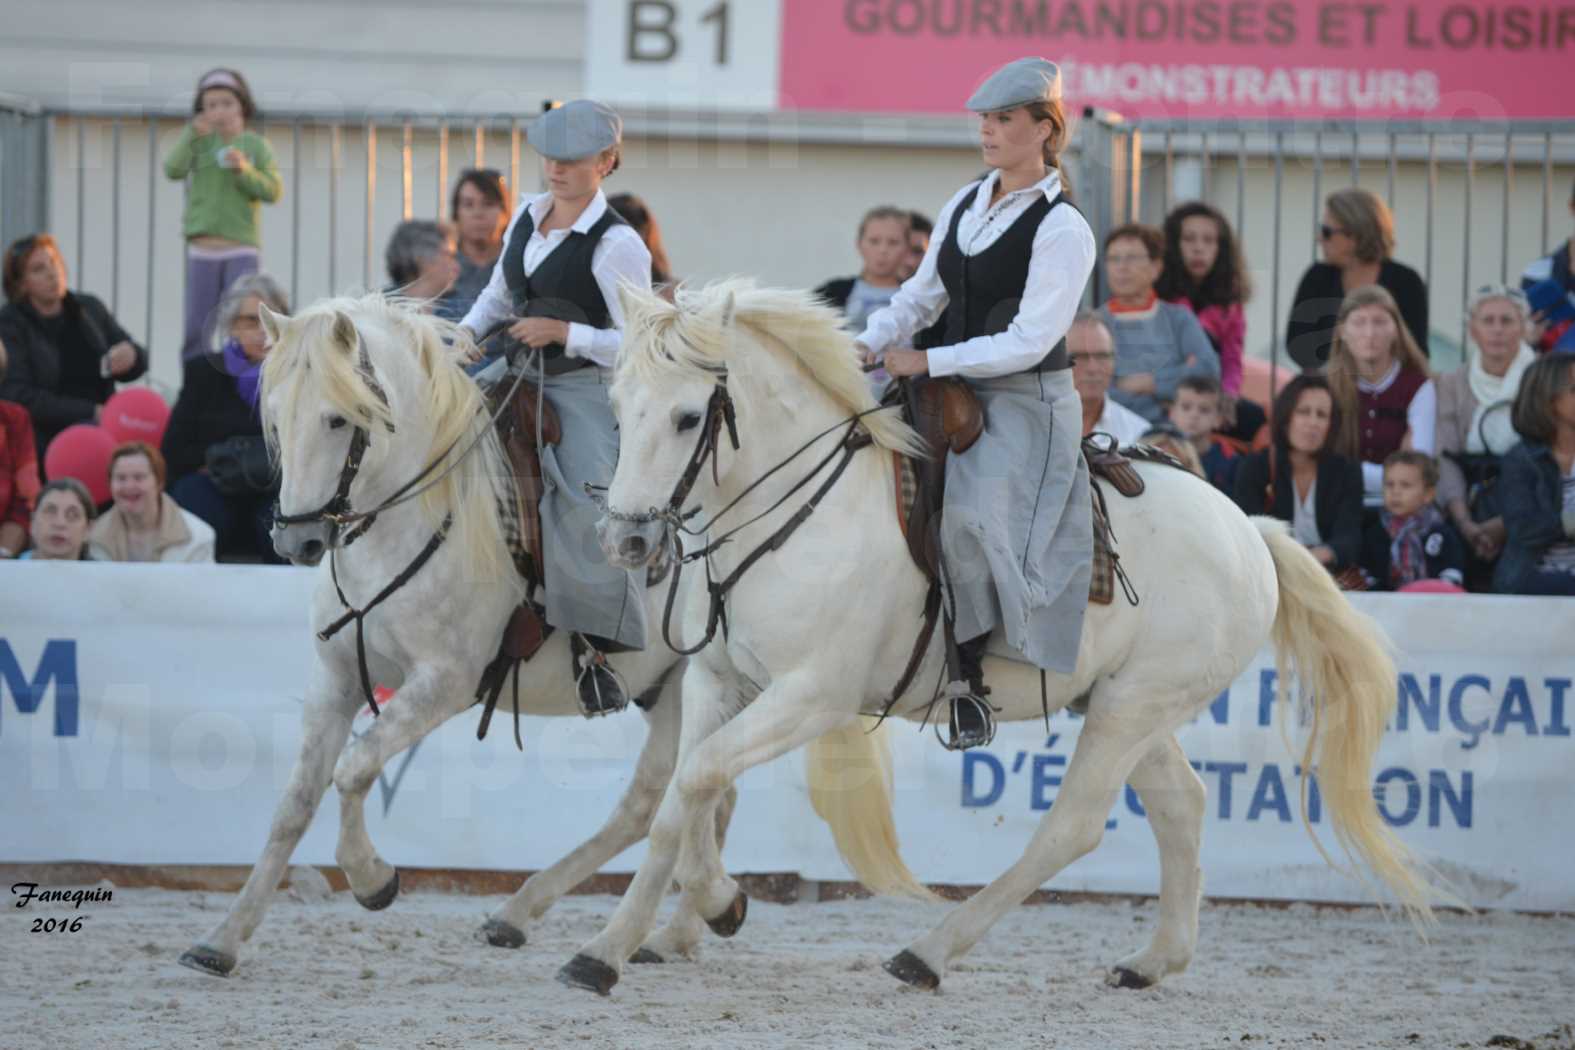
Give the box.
[177,295,768,976]
[556,279,1437,996]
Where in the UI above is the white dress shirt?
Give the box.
[460,189,652,369]
[1094,397,1151,446]
[857,169,1096,379]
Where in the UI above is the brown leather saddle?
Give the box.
[888,381,1175,608]
[891,377,984,583]
[474,377,562,739]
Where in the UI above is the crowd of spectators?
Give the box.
[811,178,1575,597]
[2,75,1572,596]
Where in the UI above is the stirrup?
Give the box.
[938,678,996,752]
[572,634,631,718]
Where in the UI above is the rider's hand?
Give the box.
[883,348,929,378]
[509,317,571,349]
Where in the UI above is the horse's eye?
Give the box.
[328,416,348,430]
[676,412,702,434]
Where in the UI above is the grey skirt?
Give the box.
[941,367,1092,673]
[480,356,647,649]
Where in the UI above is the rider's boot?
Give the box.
[944,635,996,751]
[572,633,631,717]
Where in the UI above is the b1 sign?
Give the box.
[586,0,785,111]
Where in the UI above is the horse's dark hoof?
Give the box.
[481,918,526,949]
[704,891,748,939]
[178,945,236,978]
[557,953,619,996]
[628,947,664,965]
[1110,967,1154,989]
[354,871,400,911]
[884,949,940,990]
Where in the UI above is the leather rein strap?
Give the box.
[597,374,935,707]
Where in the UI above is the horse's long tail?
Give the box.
[1255,517,1438,925]
[806,719,937,901]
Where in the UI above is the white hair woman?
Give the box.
[854,57,1097,749]
[1434,285,1539,567]
[458,99,653,715]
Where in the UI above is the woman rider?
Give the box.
[855,58,1097,750]
[459,100,653,716]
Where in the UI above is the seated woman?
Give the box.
[1434,285,1537,582]
[0,337,41,559]
[1325,285,1436,506]
[22,477,96,560]
[1494,353,1575,595]
[855,58,1097,749]
[0,234,148,452]
[1286,187,1429,369]
[449,168,511,320]
[88,442,215,563]
[1234,375,1365,580]
[162,273,288,562]
[384,220,461,320]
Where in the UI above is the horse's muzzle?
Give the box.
[272,520,332,567]
[597,515,664,571]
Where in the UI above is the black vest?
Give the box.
[936,183,1071,372]
[500,201,628,373]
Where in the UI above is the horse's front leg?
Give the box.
[481,665,686,950]
[333,662,473,908]
[634,783,738,963]
[559,666,851,995]
[179,667,358,977]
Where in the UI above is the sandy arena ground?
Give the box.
[2,885,1571,1050]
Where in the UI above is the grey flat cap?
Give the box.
[966,57,1062,112]
[530,99,622,161]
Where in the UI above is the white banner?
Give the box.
[2,563,1571,910]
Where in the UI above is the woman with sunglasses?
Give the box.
[0,234,147,453]
[1285,187,1428,371]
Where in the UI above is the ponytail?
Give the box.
[1026,99,1072,200]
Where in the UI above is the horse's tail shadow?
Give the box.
[805,718,938,902]
[1255,516,1454,929]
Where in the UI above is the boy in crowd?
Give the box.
[1361,450,1466,591]
[815,206,912,333]
[1097,223,1219,422]
[1167,373,1244,493]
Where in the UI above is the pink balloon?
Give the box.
[101,387,171,447]
[1239,356,1301,410]
[44,424,116,505]
[1398,579,1466,595]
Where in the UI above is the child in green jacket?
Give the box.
[164,68,282,361]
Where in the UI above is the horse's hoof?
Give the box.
[1109,967,1154,990]
[556,953,619,996]
[354,871,400,911]
[704,891,748,939]
[178,945,236,978]
[628,947,665,965]
[480,918,526,949]
[883,949,940,990]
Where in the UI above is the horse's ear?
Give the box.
[331,310,359,353]
[259,303,287,345]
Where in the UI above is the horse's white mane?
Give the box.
[261,294,513,583]
[617,278,922,455]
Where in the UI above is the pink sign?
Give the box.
[779,1,1575,119]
